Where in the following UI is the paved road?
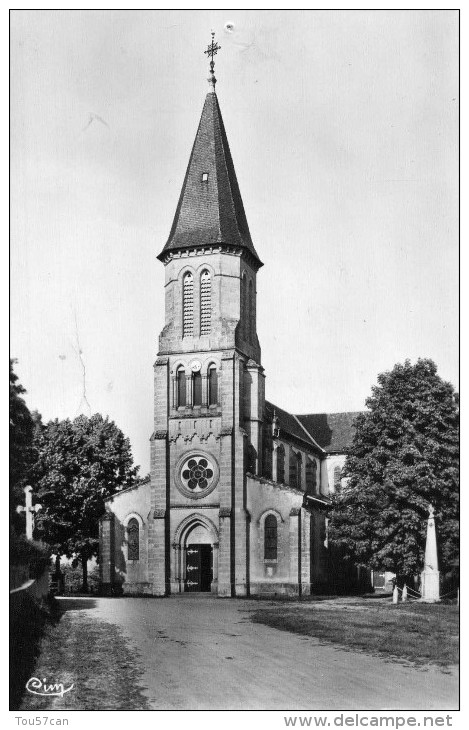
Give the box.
[60,595,458,711]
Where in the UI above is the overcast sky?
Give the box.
[10,9,459,475]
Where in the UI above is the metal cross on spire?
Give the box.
[204,31,221,91]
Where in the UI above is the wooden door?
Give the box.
[184,544,213,592]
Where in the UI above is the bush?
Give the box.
[10,531,51,579]
[10,593,61,709]
[60,562,100,594]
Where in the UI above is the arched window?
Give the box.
[296,452,303,489]
[289,449,298,488]
[177,367,186,407]
[306,458,317,495]
[183,272,194,337]
[277,445,285,483]
[208,364,218,405]
[333,466,342,489]
[248,279,254,342]
[193,371,202,406]
[263,426,273,480]
[200,270,212,335]
[127,518,139,561]
[264,514,278,560]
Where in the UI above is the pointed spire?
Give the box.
[158,85,263,268]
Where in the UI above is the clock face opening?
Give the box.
[175,452,219,499]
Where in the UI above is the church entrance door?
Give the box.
[184,544,213,592]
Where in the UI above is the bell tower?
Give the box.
[149,35,264,596]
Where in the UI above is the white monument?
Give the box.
[16,485,42,540]
[420,504,440,602]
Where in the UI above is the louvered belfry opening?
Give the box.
[200,270,212,335]
[183,272,194,336]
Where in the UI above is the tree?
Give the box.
[328,359,459,583]
[9,359,35,529]
[32,414,138,591]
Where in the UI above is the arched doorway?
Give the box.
[173,514,219,594]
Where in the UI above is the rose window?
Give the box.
[175,452,219,499]
[181,457,214,493]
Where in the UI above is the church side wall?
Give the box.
[247,476,305,595]
[102,482,152,595]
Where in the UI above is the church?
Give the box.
[99,37,360,597]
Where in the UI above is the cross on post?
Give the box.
[204,31,221,90]
[16,485,42,540]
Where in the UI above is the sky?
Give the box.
[10,9,459,476]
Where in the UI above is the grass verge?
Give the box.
[18,601,150,710]
[10,595,61,710]
[251,599,459,669]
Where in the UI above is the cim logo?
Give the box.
[26,677,74,698]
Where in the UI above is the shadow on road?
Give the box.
[55,597,97,612]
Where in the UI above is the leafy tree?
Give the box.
[9,359,35,529]
[33,414,138,591]
[328,359,459,583]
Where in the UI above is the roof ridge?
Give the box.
[296,410,363,417]
[214,94,241,246]
[210,94,223,242]
[291,413,326,454]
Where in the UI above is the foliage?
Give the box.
[10,529,51,565]
[328,359,459,579]
[10,529,52,581]
[9,359,36,527]
[60,562,100,594]
[32,414,138,585]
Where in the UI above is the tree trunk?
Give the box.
[81,555,88,593]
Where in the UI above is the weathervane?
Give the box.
[204,31,221,90]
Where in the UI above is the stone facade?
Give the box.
[99,87,360,597]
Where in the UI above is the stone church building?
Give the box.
[99,56,360,597]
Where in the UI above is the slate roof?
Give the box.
[158,92,262,268]
[265,400,324,453]
[296,412,362,453]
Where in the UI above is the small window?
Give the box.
[289,449,299,488]
[306,457,317,495]
[277,445,285,484]
[193,371,202,406]
[264,515,278,561]
[263,425,273,480]
[296,452,302,489]
[127,518,139,561]
[177,367,186,407]
[201,172,209,182]
[208,365,218,405]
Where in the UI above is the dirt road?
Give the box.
[72,594,459,711]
